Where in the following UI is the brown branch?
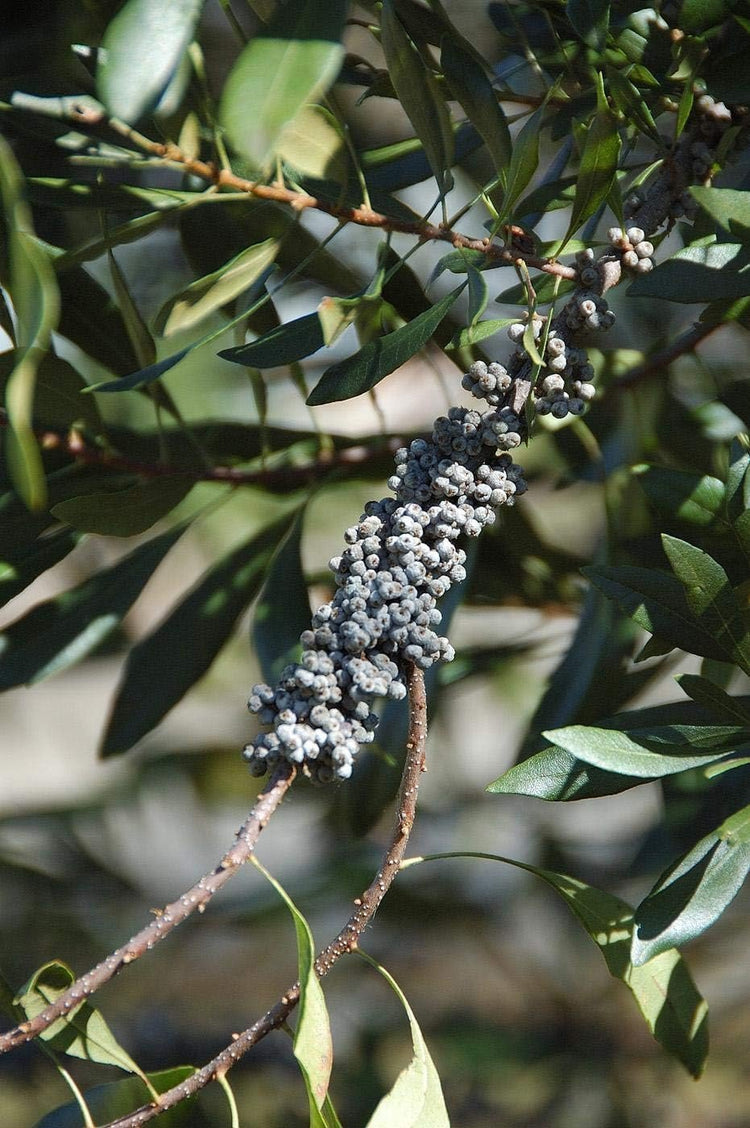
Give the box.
[100,664,428,1128]
[613,318,724,390]
[0,764,295,1054]
[64,103,577,282]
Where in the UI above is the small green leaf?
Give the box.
[100,511,297,756]
[466,266,488,325]
[632,804,750,965]
[633,466,725,527]
[607,69,660,143]
[498,108,543,222]
[662,534,750,673]
[253,509,310,683]
[380,0,454,196]
[585,563,732,662]
[252,858,333,1121]
[677,673,750,727]
[629,241,750,303]
[446,317,515,349]
[361,955,450,1128]
[567,0,611,50]
[15,961,144,1074]
[0,529,78,610]
[307,284,464,405]
[51,478,194,537]
[154,238,279,337]
[97,0,204,123]
[0,524,185,690]
[33,1066,196,1128]
[559,73,621,249]
[219,0,347,169]
[219,312,325,369]
[440,36,511,180]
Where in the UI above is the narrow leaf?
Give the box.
[561,74,621,246]
[0,525,185,690]
[0,529,78,610]
[97,0,204,123]
[540,723,747,777]
[440,36,511,180]
[380,0,454,195]
[567,0,611,49]
[218,312,325,370]
[307,284,464,405]
[678,673,750,726]
[253,510,310,683]
[498,108,543,221]
[51,478,194,537]
[219,0,347,169]
[633,804,750,965]
[100,512,297,756]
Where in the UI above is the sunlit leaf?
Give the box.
[277,104,348,182]
[560,72,621,247]
[97,0,204,123]
[633,466,725,528]
[498,108,543,222]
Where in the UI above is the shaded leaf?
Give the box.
[629,241,750,303]
[691,186,750,237]
[634,466,725,527]
[380,0,454,195]
[362,956,450,1128]
[632,804,750,965]
[97,0,204,123]
[0,529,78,610]
[219,312,325,369]
[33,1066,196,1128]
[567,0,610,50]
[219,0,347,169]
[440,36,511,179]
[154,238,279,337]
[252,858,333,1122]
[0,352,102,434]
[51,477,194,537]
[677,673,750,727]
[0,524,185,691]
[307,284,464,405]
[253,509,310,683]
[100,512,297,756]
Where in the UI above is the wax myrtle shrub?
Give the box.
[1,0,750,1124]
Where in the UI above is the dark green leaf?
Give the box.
[0,352,102,434]
[219,0,347,169]
[434,248,497,275]
[218,312,325,370]
[51,477,194,537]
[253,510,310,683]
[487,743,646,800]
[57,267,139,376]
[632,804,750,965]
[90,344,192,393]
[100,512,297,756]
[440,36,511,180]
[677,674,750,727]
[380,0,454,195]
[498,108,543,221]
[567,0,610,49]
[0,524,184,690]
[629,241,750,303]
[15,960,142,1073]
[97,0,204,123]
[34,1066,196,1128]
[306,284,464,405]
[539,723,747,777]
[466,266,488,325]
[0,529,78,610]
[662,534,750,673]
[607,69,660,143]
[561,74,621,247]
[634,466,725,527]
[690,186,750,238]
[585,563,731,661]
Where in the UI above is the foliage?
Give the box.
[1,0,750,1124]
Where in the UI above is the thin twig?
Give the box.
[100,664,428,1128]
[0,764,295,1054]
[613,318,724,389]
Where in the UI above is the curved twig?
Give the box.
[100,664,428,1128]
[0,764,296,1054]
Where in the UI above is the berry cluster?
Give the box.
[607,226,654,273]
[243,403,526,782]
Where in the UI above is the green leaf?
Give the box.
[662,534,750,673]
[629,241,750,303]
[0,524,185,690]
[362,956,450,1128]
[253,509,310,683]
[440,36,511,180]
[0,528,78,610]
[466,266,488,325]
[560,74,621,247]
[277,104,348,182]
[585,563,732,662]
[219,0,347,169]
[380,0,454,196]
[0,351,102,435]
[100,512,297,756]
[252,858,334,1122]
[632,804,750,965]
[15,960,143,1075]
[97,0,204,123]
[0,136,60,510]
[89,344,192,394]
[498,108,543,222]
[633,466,725,527]
[154,238,279,337]
[677,673,750,727]
[446,317,515,349]
[539,723,747,777]
[567,0,611,50]
[33,1066,196,1128]
[51,478,194,537]
[607,69,660,143]
[691,186,750,236]
[487,743,646,801]
[57,267,139,376]
[218,311,325,369]
[306,284,464,405]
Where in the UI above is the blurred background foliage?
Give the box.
[1,0,750,1124]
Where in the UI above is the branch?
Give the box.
[56,101,577,282]
[613,318,724,389]
[100,664,428,1128]
[0,764,295,1054]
